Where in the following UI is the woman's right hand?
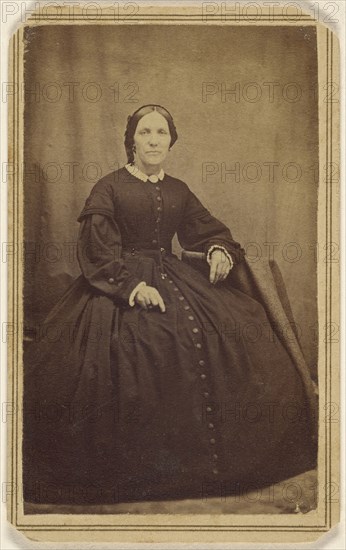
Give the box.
[135,285,166,313]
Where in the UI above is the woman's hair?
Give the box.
[124,104,178,163]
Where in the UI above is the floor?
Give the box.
[24,469,317,515]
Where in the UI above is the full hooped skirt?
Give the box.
[23,254,317,505]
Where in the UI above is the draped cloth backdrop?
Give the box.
[23,25,319,373]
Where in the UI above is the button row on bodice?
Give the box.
[153,182,163,247]
[151,182,168,278]
[167,277,220,476]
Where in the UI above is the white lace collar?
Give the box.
[125,163,165,184]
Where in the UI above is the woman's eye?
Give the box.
[159,129,168,134]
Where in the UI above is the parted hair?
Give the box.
[124,104,178,163]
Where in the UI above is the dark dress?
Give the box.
[23,167,316,505]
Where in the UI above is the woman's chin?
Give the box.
[145,154,165,165]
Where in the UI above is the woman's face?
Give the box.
[133,111,171,173]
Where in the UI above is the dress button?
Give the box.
[208,423,214,429]
[156,196,162,201]
[213,454,218,460]
[196,343,202,349]
[173,287,179,292]
[178,296,184,301]
[184,305,190,311]
[206,406,212,412]
[155,186,160,191]
[199,360,205,366]
[108,278,115,284]
[152,239,158,245]
[169,280,173,284]
[192,328,199,334]
[157,206,162,212]
[188,315,194,321]
[212,469,219,475]
[154,228,158,233]
[200,374,207,380]
[209,438,216,445]
[203,392,210,398]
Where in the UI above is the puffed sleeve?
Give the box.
[177,187,245,266]
[77,214,144,305]
[77,177,143,305]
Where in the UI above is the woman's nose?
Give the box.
[148,133,158,145]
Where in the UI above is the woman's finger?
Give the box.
[217,261,229,283]
[137,287,166,312]
[143,294,152,307]
[150,289,166,313]
[209,259,217,284]
[219,263,230,281]
[157,294,166,313]
[219,271,228,282]
[137,296,148,310]
[150,296,159,307]
[214,262,224,283]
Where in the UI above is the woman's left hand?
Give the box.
[209,249,231,284]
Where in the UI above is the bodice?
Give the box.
[79,168,190,253]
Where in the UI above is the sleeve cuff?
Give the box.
[129,281,147,306]
[207,245,234,270]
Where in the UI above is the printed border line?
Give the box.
[328,28,334,532]
[13,29,16,528]
[12,29,19,528]
[13,24,330,531]
[16,527,330,533]
[30,17,315,22]
[16,528,330,533]
[12,29,18,528]
[13,22,330,532]
[12,19,333,532]
[28,13,316,19]
[16,28,21,530]
[324,26,329,530]
[29,13,315,17]
[326,29,332,536]
[10,20,16,529]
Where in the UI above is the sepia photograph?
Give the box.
[4,1,341,545]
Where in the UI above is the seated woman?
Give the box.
[23,104,317,506]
